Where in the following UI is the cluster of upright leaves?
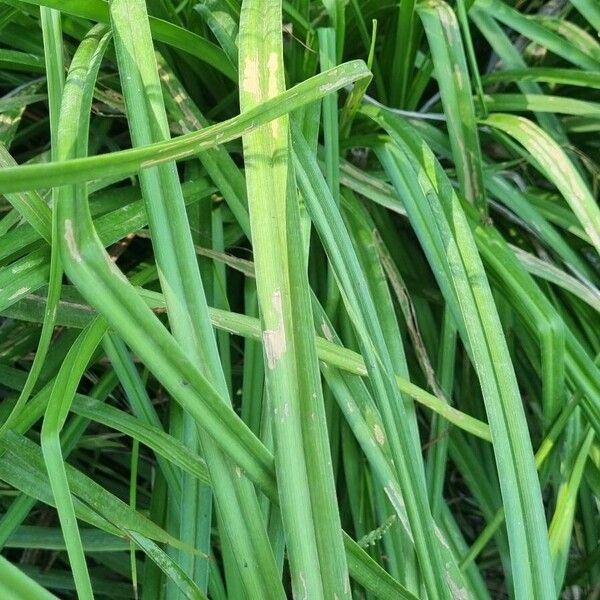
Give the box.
[0,0,598,599]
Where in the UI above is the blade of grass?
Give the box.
[0,60,370,193]
[109,0,283,594]
[0,555,59,600]
[537,17,600,63]
[15,0,236,80]
[0,145,50,240]
[368,115,600,434]
[548,424,594,589]
[1,431,206,554]
[103,333,184,499]
[570,0,600,31]
[483,93,600,116]
[292,121,463,598]
[460,393,587,570]
[39,23,110,600]
[0,369,119,550]
[45,381,416,600]
[483,113,600,256]
[369,108,556,599]
[469,6,569,144]
[69,395,209,487]
[0,6,64,435]
[2,284,491,439]
[481,67,600,88]
[4,527,128,552]
[41,319,106,600]
[509,246,600,312]
[239,1,350,596]
[417,0,487,216]
[157,56,250,238]
[389,0,417,106]
[476,0,600,71]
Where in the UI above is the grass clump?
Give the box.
[0,0,598,599]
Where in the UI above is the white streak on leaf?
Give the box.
[435,525,451,550]
[298,571,308,600]
[447,573,469,600]
[8,287,30,301]
[64,219,82,263]
[373,424,385,445]
[263,289,287,368]
[321,320,334,341]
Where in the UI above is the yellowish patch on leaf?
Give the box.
[242,56,261,100]
[373,424,385,445]
[8,287,30,301]
[263,289,287,368]
[64,219,82,263]
[321,321,334,341]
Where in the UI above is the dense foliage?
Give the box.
[0,0,598,598]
